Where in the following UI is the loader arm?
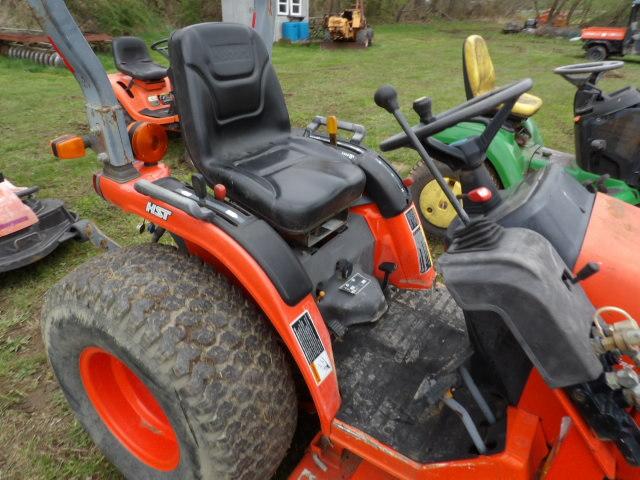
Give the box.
[27,0,135,174]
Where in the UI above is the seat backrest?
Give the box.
[169,23,291,174]
[462,35,496,100]
[112,36,153,69]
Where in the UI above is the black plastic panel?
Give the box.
[152,177,313,306]
[439,226,603,388]
[484,165,594,269]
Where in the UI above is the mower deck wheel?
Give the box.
[42,243,297,480]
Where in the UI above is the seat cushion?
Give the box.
[169,23,364,233]
[512,92,543,118]
[209,136,366,234]
[120,61,168,82]
[112,36,168,82]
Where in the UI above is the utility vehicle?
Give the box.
[28,1,640,479]
[581,0,640,61]
[410,34,640,236]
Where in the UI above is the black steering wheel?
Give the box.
[380,78,533,156]
[376,78,533,217]
[554,61,624,88]
[150,38,170,60]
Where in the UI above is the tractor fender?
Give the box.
[96,167,342,433]
[583,40,611,53]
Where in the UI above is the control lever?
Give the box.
[378,262,397,292]
[374,85,470,225]
[413,97,434,124]
[572,262,600,284]
[191,174,208,206]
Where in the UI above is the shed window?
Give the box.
[278,0,303,17]
[290,0,302,16]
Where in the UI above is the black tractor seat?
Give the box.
[169,23,365,235]
[112,36,168,82]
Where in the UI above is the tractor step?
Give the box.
[332,285,507,464]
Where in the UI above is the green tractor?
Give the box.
[405,35,640,236]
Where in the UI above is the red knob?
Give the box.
[214,184,227,201]
[467,187,493,203]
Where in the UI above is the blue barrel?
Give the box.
[282,22,299,41]
[297,22,310,41]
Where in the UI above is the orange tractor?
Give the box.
[107,37,180,132]
[26,0,640,479]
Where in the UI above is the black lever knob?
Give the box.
[374,85,400,113]
[572,262,600,284]
[379,262,397,292]
[413,96,434,124]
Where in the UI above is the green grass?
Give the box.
[2,21,640,479]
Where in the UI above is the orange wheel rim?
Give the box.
[79,347,180,471]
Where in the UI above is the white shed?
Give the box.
[221,0,309,42]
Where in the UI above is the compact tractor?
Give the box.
[107,36,180,131]
[324,0,373,47]
[409,34,640,236]
[581,0,640,61]
[25,1,640,479]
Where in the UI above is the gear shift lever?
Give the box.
[374,85,470,225]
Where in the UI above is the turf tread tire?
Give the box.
[42,243,297,480]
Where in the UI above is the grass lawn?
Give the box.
[2,20,640,479]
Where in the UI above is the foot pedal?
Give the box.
[328,319,348,337]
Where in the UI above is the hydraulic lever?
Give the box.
[374,85,470,225]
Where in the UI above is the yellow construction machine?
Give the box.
[324,0,373,47]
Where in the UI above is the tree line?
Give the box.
[2,0,631,35]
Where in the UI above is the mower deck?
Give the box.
[0,197,78,273]
[333,286,506,463]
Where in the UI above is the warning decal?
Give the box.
[339,273,370,295]
[406,206,432,274]
[291,311,333,385]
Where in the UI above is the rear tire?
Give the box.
[42,244,297,480]
[586,45,607,61]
